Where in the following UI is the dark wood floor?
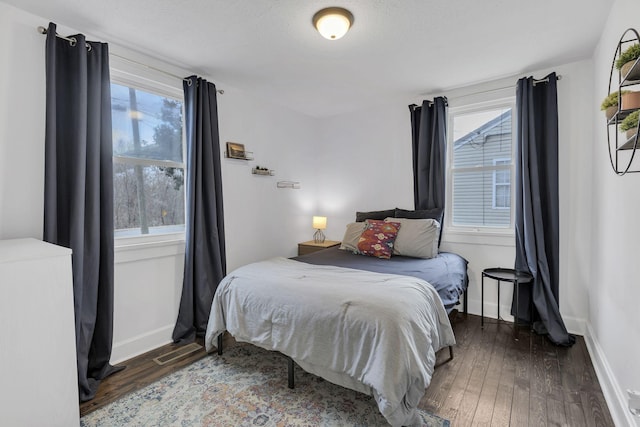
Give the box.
[81,314,614,426]
[79,337,209,417]
[424,313,614,426]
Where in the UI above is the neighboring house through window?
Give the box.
[447,99,515,230]
[493,158,511,209]
[110,73,186,238]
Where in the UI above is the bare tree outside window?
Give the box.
[111,83,185,237]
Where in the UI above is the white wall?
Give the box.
[0,2,46,240]
[0,2,319,363]
[110,81,320,361]
[315,60,593,334]
[313,100,414,236]
[2,2,637,424]
[217,86,320,270]
[590,0,640,425]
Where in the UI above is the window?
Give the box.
[492,159,511,209]
[111,82,185,237]
[448,101,514,229]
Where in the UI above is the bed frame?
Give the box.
[214,281,466,389]
[216,334,455,389]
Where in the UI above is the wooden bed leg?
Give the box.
[217,333,223,355]
[287,357,295,389]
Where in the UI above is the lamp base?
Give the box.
[313,229,325,244]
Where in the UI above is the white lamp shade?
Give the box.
[313,8,353,40]
[312,216,327,230]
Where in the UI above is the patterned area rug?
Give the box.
[81,344,450,427]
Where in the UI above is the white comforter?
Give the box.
[204,257,455,426]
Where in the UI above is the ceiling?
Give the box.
[4,0,613,117]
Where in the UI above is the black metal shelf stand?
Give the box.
[606,28,640,175]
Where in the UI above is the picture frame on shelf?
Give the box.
[226,142,246,159]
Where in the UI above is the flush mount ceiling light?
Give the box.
[312,7,354,40]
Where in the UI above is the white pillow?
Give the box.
[384,217,440,259]
[339,222,367,252]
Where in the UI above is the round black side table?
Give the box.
[481,267,534,339]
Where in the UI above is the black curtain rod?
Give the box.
[37,25,223,94]
[422,74,563,103]
[409,96,449,109]
[533,75,562,85]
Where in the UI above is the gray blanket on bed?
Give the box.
[205,257,455,427]
[293,246,468,310]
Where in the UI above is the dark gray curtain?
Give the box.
[43,22,123,402]
[172,76,226,343]
[513,72,575,346]
[409,97,447,211]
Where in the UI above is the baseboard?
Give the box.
[584,322,638,427]
[467,299,586,336]
[562,314,586,336]
[110,324,174,365]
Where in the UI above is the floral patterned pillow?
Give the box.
[356,219,401,259]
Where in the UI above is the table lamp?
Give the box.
[312,216,327,243]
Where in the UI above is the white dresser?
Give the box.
[0,238,79,426]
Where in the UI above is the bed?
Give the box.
[204,210,468,426]
[293,246,468,314]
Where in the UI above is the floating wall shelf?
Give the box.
[224,151,254,161]
[277,181,300,189]
[252,167,275,176]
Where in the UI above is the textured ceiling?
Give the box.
[3,0,613,117]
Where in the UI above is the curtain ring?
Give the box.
[69,36,77,47]
[86,43,92,52]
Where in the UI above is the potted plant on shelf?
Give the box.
[623,91,640,111]
[620,110,639,141]
[601,90,629,120]
[616,43,640,81]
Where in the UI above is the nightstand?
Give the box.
[481,267,534,340]
[297,240,341,256]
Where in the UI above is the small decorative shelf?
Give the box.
[225,142,254,160]
[252,167,275,176]
[606,28,640,175]
[277,181,300,189]
[224,151,254,161]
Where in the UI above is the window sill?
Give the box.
[442,228,515,247]
[115,232,185,264]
